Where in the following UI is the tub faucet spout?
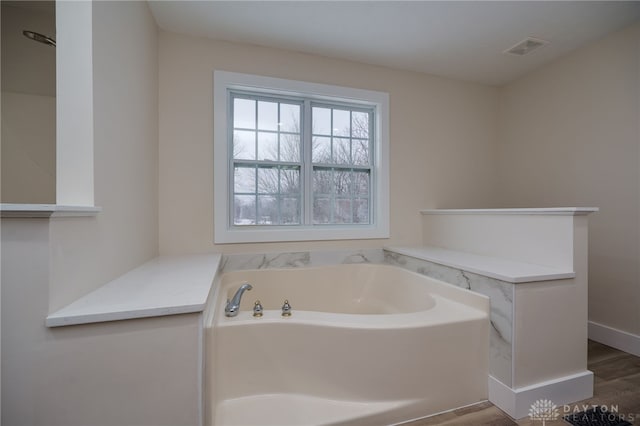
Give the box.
[225,283,252,317]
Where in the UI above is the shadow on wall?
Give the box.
[1,1,56,204]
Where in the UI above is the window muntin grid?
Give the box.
[229,92,374,228]
[310,103,373,225]
[231,93,303,226]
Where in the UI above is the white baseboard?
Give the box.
[588,321,640,357]
[488,371,594,420]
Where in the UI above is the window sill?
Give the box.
[215,224,389,244]
[0,203,102,218]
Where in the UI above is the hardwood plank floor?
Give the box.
[403,340,640,426]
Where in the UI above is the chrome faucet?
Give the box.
[225,283,252,317]
[281,299,292,317]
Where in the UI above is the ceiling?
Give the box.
[148,1,640,86]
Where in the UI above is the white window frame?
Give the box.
[213,71,389,244]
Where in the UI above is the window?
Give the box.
[231,94,303,226]
[214,71,389,243]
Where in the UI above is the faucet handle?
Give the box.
[281,299,292,317]
[253,300,263,317]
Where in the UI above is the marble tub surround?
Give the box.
[384,250,514,386]
[220,248,386,273]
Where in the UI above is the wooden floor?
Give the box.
[404,340,640,426]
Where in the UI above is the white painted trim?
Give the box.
[421,207,599,216]
[56,1,95,206]
[213,70,390,244]
[588,321,640,357]
[197,314,204,426]
[0,204,101,218]
[488,375,517,417]
[488,371,594,419]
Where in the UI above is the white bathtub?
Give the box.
[206,263,489,426]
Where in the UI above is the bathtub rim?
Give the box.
[213,263,490,328]
[215,293,488,330]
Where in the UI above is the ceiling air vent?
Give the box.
[504,37,549,56]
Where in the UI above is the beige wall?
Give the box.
[1,92,56,203]
[497,22,640,336]
[1,2,56,97]
[50,0,159,309]
[158,31,499,255]
[1,2,56,203]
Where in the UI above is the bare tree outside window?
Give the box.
[230,93,373,227]
[310,106,372,224]
[232,96,302,225]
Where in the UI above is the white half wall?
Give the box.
[1,219,201,425]
[49,0,160,311]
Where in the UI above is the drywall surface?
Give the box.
[1,2,56,96]
[497,22,640,336]
[158,31,500,254]
[1,2,56,203]
[49,0,159,311]
[1,92,55,203]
